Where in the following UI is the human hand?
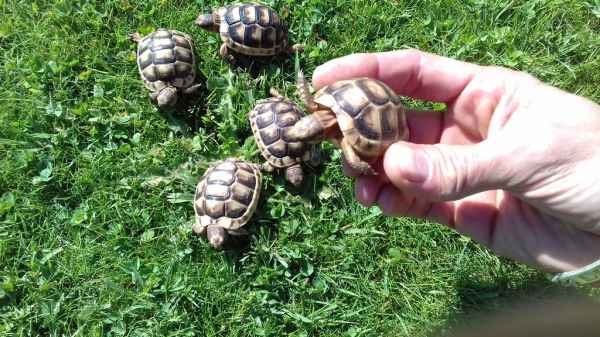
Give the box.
[313,49,600,273]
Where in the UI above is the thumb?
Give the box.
[383,141,504,201]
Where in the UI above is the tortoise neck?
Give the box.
[314,109,340,138]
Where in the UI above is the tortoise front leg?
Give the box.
[220,43,236,64]
[340,138,376,176]
[183,83,202,95]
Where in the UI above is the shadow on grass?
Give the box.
[222,50,299,78]
[432,271,597,337]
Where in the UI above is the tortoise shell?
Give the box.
[217,3,289,56]
[315,78,409,158]
[193,159,262,231]
[249,96,312,168]
[136,29,197,93]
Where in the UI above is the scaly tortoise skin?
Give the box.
[196,3,302,63]
[249,90,319,186]
[131,28,201,108]
[288,71,409,175]
[193,158,262,249]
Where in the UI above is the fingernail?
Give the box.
[313,61,334,79]
[392,148,430,184]
[405,151,429,183]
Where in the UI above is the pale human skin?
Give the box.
[313,49,600,273]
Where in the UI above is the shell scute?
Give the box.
[259,125,280,146]
[353,109,381,140]
[226,201,247,219]
[333,85,369,117]
[256,110,275,128]
[205,199,225,218]
[241,4,257,24]
[231,184,254,205]
[357,79,391,106]
[153,48,176,64]
[205,183,230,201]
[236,169,257,189]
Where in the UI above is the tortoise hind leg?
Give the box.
[220,43,236,64]
[340,138,376,176]
[297,70,318,111]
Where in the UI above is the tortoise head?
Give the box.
[196,12,220,32]
[207,226,228,250]
[157,86,178,108]
[285,165,304,187]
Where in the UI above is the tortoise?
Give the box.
[287,71,409,175]
[130,28,201,108]
[195,3,303,63]
[192,158,262,249]
[249,89,321,187]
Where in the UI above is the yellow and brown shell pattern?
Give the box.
[193,159,262,230]
[315,78,409,158]
[136,29,196,92]
[249,97,312,168]
[217,4,289,56]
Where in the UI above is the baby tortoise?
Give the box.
[193,158,262,250]
[130,28,201,108]
[196,3,302,63]
[288,71,409,175]
[249,89,320,187]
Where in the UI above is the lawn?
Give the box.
[1,0,599,336]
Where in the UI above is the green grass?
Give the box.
[1,0,599,336]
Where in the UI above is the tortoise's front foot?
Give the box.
[341,139,377,176]
[288,44,304,54]
[220,43,236,64]
[346,158,376,176]
[129,32,142,43]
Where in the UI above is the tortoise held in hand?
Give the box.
[195,3,302,63]
[130,29,201,108]
[193,158,262,250]
[249,89,320,187]
[288,71,409,175]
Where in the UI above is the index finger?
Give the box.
[313,49,481,103]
